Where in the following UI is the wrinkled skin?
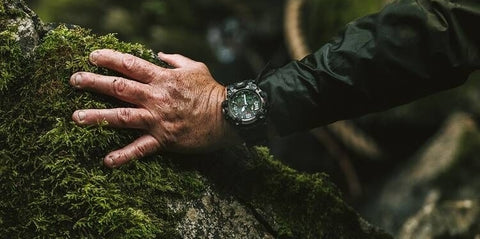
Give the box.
[70,49,240,168]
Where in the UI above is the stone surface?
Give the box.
[171,186,274,239]
[399,200,480,239]
[362,112,480,237]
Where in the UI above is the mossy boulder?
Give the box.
[0,0,391,238]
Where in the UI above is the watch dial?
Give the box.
[229,90,262,122]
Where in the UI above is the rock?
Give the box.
[171,186,273,239]
[364,113,480,234]
[399,200,480,239]
[1,0,44,53]
[0,0,390,238]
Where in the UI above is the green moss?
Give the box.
[183,146,391,238]
[0,2,391,238]
[1,0,25,18]
[0,27,22,92]
[0,0,25,93]
[0,24,204,238]
[250,148,353,237]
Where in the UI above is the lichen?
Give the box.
[0,0,24,92]
[0,26,22,92]
[1,0,26,19]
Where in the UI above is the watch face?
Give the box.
[228,89,263,122]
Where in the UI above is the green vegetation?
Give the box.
[230,147,372,238]
[0,19,205,238]
[0,0,23,92]
[0,0,391,238]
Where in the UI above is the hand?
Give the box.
[70,49,240,168]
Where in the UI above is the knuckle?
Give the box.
[89,73,96,85]
[162,123,182,145]
[196,62,207,70]
[153,92,170,106]
[141,112,154,129]
[112,78,127,95]
[170,70,183,82]
[122,54,136,71]
[162,132,177,148]
[142,65,157,81]
[155,68,168,79]
[117,108,132,124]
[85,73,97,86]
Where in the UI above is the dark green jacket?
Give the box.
[259,0,480,136]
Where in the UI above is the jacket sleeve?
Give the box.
[259,0,480,136]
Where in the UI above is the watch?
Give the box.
[222,80,268,145]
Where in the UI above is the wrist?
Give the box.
[221,80,269,146]
[216,85,243,146]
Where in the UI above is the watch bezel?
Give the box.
[222,80,267,127]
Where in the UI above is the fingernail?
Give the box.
[90,50,100,65]
[71,74,82,88]
[77,111,86,122]
[105,154,117,168]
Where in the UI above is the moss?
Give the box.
[0,24,205,238]
[250,148,357,237]
[0,27,22,92]
[193,147,391,238]
[0,1,391,238]
[1,0,25,18]
[0,0,25,93]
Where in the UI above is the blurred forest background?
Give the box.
[26,0,384,84]
[25,0,480,236]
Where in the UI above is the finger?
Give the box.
[89,49,162,83]
[104,134,160,168]
[70,72,150,105]
[72,108,153,129]
[157,52,195,68]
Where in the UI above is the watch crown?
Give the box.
[235,81,246,88]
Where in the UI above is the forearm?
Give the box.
[260,0,480,136]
